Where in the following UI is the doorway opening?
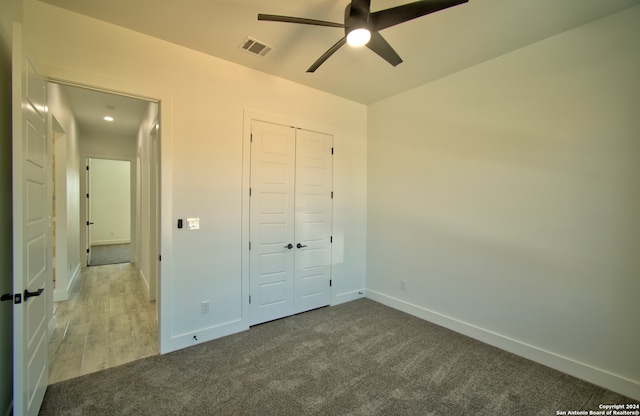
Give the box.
[86,158,131,267]
[47,81,160,383]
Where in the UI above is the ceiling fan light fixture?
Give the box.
[258,0,469,71]
[346,28,371,47]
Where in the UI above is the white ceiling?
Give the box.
[56,83,151,137]
[42,0,639,104]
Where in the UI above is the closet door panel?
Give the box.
[249,120,296,325]
[294,129,333,313]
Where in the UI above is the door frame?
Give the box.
[241,109,336,325]
[44,75,171,352]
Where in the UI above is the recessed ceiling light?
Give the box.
[104,116,114,122]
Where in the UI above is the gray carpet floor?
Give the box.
[39,299,635,415]
[90,244,130,266]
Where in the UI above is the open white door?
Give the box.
[11,22,50,416]
[85,158,92,266]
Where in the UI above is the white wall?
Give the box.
[48,83,81,301]
[89,159,131,245]
[367,5,640,400]
[24,0,367,353]
[80,130,137,157]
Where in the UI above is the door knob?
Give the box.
[285,243,293,249]
[296,243,308,248]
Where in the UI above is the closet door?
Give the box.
[249,121,333,326]
[294,129,333,313]
[249,120,296,325]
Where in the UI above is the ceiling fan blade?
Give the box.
[258,14,344,28]
[307,37,347,73]
[366,32,403,67]
[369,0,468,31]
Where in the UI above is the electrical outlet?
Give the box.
[400,280,407,291]
[201,300,210,314]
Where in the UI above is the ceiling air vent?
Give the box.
[238,37,272,58]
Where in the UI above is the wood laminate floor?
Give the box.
[48,263,158,384]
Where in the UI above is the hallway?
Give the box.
[48,263,158,384]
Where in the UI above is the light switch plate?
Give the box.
[186,218,200,230]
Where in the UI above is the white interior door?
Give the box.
[85,158,92,265]
[294,129,333,314]
[249,121,333,325]
[249,120,296,325]
[12,22,50,416]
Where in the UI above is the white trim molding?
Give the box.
[366,289,640,401]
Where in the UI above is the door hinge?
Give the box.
[86,193,89,198]
[249,295,252,304]
[249,241,251,250]
[329,279,332,287]
[249,188,252,196]
[331,191,334,199]
[159,255,162,261]
[87,248,90,253]
[331,147,334,155]
[86,165,89,171]
[330,236,333,243]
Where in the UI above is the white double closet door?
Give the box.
[249,120,333,326]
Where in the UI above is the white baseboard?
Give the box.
[162,319,248,355]
[366,289,640,401]
[53,263,81,302]
[161,291,365,356]
[69,263,80,292]
[91,239,130,246]
[138,269,150,300]
[333,288,366,306]
[53,288,67,302]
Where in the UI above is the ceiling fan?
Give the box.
[258,0,468,73]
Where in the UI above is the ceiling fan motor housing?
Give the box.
[344,2,370,35]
